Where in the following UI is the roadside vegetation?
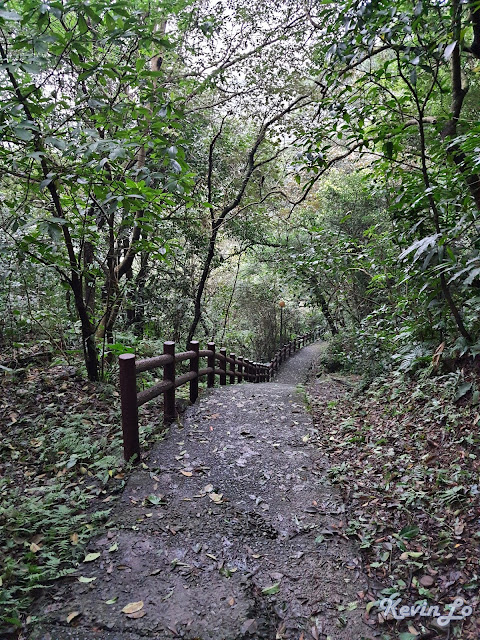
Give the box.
[2,0,480,636]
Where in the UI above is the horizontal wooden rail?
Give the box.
[119,328,321,462]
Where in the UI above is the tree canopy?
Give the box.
[1,0,480,375]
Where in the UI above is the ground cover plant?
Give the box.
[0,363,168,635]
[308,369,480,639]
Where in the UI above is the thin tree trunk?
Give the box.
[314,284,338,335]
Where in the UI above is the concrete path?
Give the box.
[32,343,374,640]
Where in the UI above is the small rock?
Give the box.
[419,575,435,587]
[240,618,257,634]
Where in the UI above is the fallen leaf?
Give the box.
[228,597,235,606]
[400,551,423,560]
[78,576,96,583]
[66,611,81,624]
[180,470,193,477]
[70,533,79,545]
[365,600,377,614]
[84,552,101,562]
[419,575,434,587]
[454,519,465,536]
[121,601,144,614]
[262,582,280,595]
[145,494,164,505]
[105,597,118,604]
[240,618,257,634]
[108,542,118,553]
[30,542,41,553]
[126,610,146,619]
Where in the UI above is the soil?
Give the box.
[30,343,377,640]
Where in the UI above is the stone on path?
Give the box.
[32,343,375,640]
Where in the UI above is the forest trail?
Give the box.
[32,343,375,640]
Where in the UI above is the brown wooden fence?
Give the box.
[119,329,320,462]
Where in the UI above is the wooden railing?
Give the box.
[119,329,320,462]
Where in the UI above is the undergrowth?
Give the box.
[309,369,480,639]
[0,364,164,637]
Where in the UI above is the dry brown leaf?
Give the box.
[30,542,41,553]
[454,519,465,536]
[121,601,144,614]
[70,533,79,545]
[419,575,434,587]
[66,611,81,624]
[180,470,193,477]
[126,610,146,619]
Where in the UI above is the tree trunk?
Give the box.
[186,227,218,345]
[314,284,338,335]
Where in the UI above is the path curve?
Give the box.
[273,342,326,385]
[32,343,373,640]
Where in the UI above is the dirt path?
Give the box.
[32,343,375,640]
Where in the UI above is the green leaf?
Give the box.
[78,576,96,583]
[399,524,419,540]
[383,141,394,159]
[262,583,280,595]
[444,41,457,61]
[454,382,472,402]
[40,178,53,189]
[83,552,101,562]
[13,127,33,141]
[45,136,66,151]
[0,9,21,21]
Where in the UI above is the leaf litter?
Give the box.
[308,372,480,639]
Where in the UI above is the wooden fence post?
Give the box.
[229,353,236,384]
[207,342,215,387]
[163,341,177,423]
[119,353,140,463]
[219,348,227,385]
[189,340,199,404]
[238,356,244,382]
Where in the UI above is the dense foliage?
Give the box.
[2,0,480,380]
[2,0,480,634]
